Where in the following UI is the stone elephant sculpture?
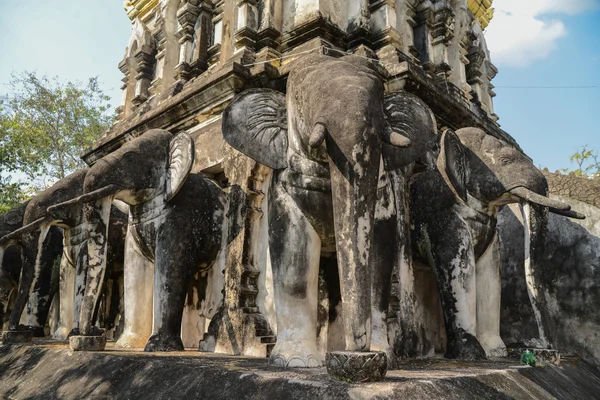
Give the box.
[0,170,127,342]
[370,92,438,364]
[410,127,579,360]
[50,129,244,352]
[0,202,30,331]
[0,195,63,340]
[222,54,415,367]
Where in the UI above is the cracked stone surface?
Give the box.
[326,351,388,382]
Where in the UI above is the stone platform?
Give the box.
[1,341,600,399]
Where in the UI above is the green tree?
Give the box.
[0,71,114,210]
[566,145,600,177]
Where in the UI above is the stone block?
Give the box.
[69,335,107,352]
[2,330,33,344]
[326,351,387,382]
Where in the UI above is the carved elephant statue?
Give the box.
[370,91,438,364]
[410,127,579,360]
[0,169,127,341]
[0,194,63,339]
[0,202,30,331]
[50,129,243,352]
[222,54,415,367]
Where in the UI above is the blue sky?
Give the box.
[0,0,598,172]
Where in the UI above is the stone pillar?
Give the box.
[175,0,201,81]
[258,0,282,50]
[132,44,157,105]
[413,1,435,72]
[150,26,166,96]
[233,0,259,57]
[429,2,454,82]
[207,4,224,66]
[191,1,214,72]
[370,0,399,50]
[347,0,371,46]
[117,58,131,120]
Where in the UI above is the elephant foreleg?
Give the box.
[24,224,58,336]
[144,233,195,352]
[430,222,486,360]
[52,246,76,340]
[268,184,323,368]
[115,225,154,349]
[8,230,43,330]
[475,234,507,358]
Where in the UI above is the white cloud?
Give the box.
[485,0,598,67]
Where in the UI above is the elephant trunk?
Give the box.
[328,129,382,352]
[79,196,113,335]
[48,185,120,216]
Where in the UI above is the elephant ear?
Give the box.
[382,91,437,170]
[222,89,288,170]
[438,129,468,203]
[165,132,195,202]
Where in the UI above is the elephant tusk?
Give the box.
[382,125,411,148]
[510,187,571,211]
[548,208,586,220]
[309,123,328,148]
[47,184,121,214]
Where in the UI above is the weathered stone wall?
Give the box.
[543,169,600,209]
[498,179,600,368]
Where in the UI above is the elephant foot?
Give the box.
[52,326,70,341]
[69,334,107,351]
[478,334,508,358]
[445,330,487,361]
[269,339,324,368]
[115,331,148,349]
[2,329,33,344]
[326,351,388,383]
[144,334,184,352]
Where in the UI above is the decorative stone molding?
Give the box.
[175,0,201,81]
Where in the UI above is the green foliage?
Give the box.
[0,71,114,210]
[564,145,600,177]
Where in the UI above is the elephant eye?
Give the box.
[499,157,511,164]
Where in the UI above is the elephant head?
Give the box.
[439,128,575,214]
[49,129,195,338]
[223,54,420,364]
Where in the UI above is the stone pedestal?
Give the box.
[508,348,561,366]
[69,334,107,352]
[2,330,33,344]
[326,351,388,383]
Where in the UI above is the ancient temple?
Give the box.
[78,0,507,357]
[3,0,600,397]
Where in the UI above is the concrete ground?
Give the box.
[1,341,599,399]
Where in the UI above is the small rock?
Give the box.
[69,334,107,351]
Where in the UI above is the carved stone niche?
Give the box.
[199,144,275,358]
